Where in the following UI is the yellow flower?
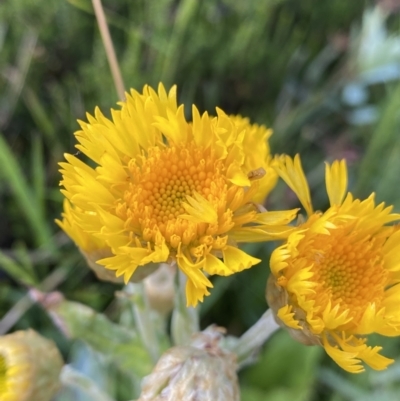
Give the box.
[0,330,63,401]
[59,83,297,306]
[267,155,400,373]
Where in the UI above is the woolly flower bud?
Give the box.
[136,326,239,401]
[0,329,63,401]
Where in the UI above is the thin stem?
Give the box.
[125,282,160,363]
[92,0,125,100]
[0,265,68,335]
[233,309,280,368]
[171,270,199,345]
[60,365,116,401]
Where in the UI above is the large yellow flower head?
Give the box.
[267,155,400,373]
[59,84,297,306]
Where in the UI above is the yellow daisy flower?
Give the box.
[267,155,400,373]
[59,84,297,306]
[0,330,63,401]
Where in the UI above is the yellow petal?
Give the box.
[273,154,313,216]
[270,245,291,276]
[222,246,261,273]
[322,302,352,330]
[277,305,302,329]
[323,335,364,374]
[325,159,348,206]
[255,209,299,225]
[383,229,400,271]
[181,192,217,224]
[357,345,393,371]
[177,252,213,307]
[204,253,231,276]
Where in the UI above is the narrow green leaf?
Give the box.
[13,241,38,283]
[31,135,45,219]
[0,133,53,248]
[160,0,199,85]
[0,250,37,286]
[23,88,56,144]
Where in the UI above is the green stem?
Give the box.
[171,270,199,345]
[125,282,160,363]
[233,309,280,368]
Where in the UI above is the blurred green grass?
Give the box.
[1,0,400,400]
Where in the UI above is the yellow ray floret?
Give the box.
[59,83,298,306]
[268,154,400,372]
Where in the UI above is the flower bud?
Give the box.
[0,329,63,401]
[136,326,239,401]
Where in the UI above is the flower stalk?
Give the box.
[123,282,161,363]
[171,269,199,345]
[231,308,281,368]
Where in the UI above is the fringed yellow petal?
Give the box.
[273,154,313,216]
[270,245,290,275]
[356,344,393,371]
[335,335,394,371]
[177,253,213,307]
[255,209,299,225]
[152,105,187,145]
[98,253,142,281]
[139,233,170,265]
[355,303,383,335]
[287,265,316,295]
[192,106,213,149]
[322,302,352,330]
[325,160,348,207]
[277,305,302,329]
[230,225,295,242]
[323,336,364,374]
[383,229,400,271]
[204,253,231,276]
[222,246,261,273]
[185,277,210,307]
[181,192,218,224]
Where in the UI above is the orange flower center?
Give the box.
[116,143,230,250]
[306,226,388,322]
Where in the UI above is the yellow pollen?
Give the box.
[116,143,227,249]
